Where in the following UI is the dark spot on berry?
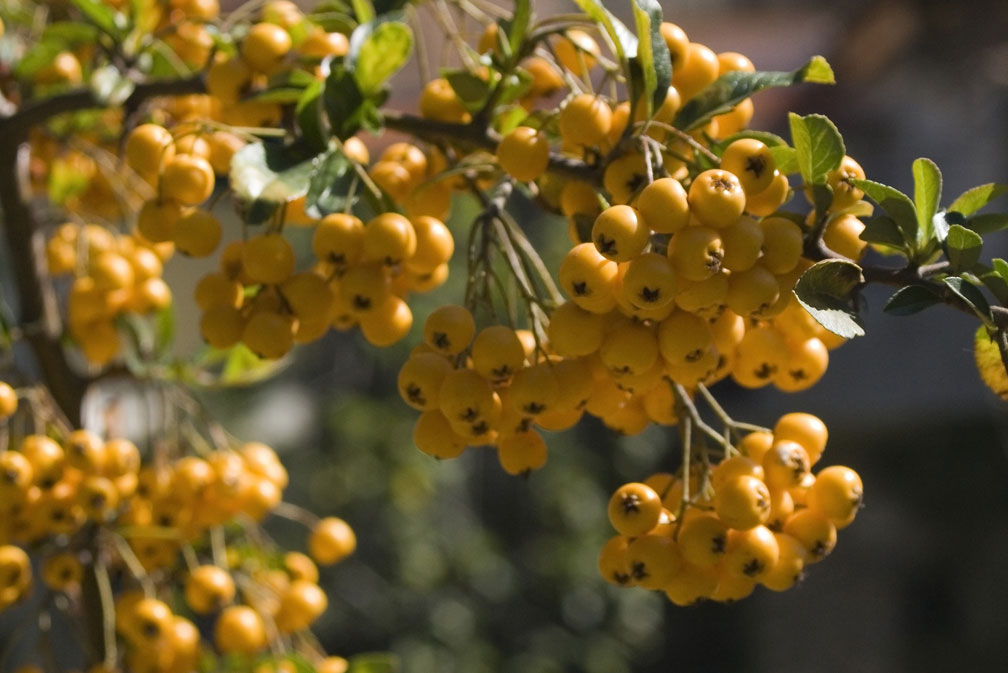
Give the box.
[631,560,648,580]
[406,383,425,405]
[352,295,371,310]
[639,286,660,303]
[621,492,641,514]
[711,534,726,554]
[744,155,767,178]
[754,363,776,379]
[571,281,589,296]
[432,332,450,350]
[742,559,764,576]
[595,235,617,255]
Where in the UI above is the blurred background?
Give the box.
[187,1,1008,672]
[6,0,1008,671]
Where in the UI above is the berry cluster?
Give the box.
[45,223,174,365]
[599,413,863,604]
[0,381,354,672]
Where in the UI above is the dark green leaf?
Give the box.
[347,653,400,673]
[373,0,408,13]
[883,284,942,316]
[793,259,865,338]
[947,182,1008,216]
[851,178,918,248]
[507,0,531,56]
[71,0,123,36]
[444,70,491,110]
[305,149,356,217]
[674,57,834,131]
[809,183,833,217]
[968,212,1008,234]
[944,224,983,271]
[323,66,366,139]
[942,276,992,323]
[249,87,308,103]
[350,18,413,95]
[308,10,358,34]
[859,215,906,249]
[767,146,798,176]
[912,157,941,248]
[296,79,327,151]
[571,0,637,62]
[631,0,670,116]
[788,112,845,186]
[230,142,318,225]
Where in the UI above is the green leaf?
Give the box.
[494,68,533,106]
[767,146,798,176]
[350,18,413,95]
[230,142,317,225]
[571,0,637,63]
[993,258,1008,282]
[14,40,67,78]
[323,66,366,139]
[89,64,135,106]
[947,182,1008,216]
[351,0,375,23]
[47,157,91,205]
[674,57,835,132]
[42,21,101,45]
[305,149,356,217]
[912,157,941,248]
[793,259,865,338]
[851,178,918,249]
[942,276,992,323]
[444,70,491,111]
[968,213,1008,235]
[153,304,175,358]
[295,79,327,150]
[809,184,833,218]
[507,0,531,56]
[859,215,906,249]
[373,0,408,13]
[71,0,123,36]
[347,653,400,673]
[944,224,983,271]
[980,260,1008,305]
[883,285,942,316]
[931,209,966,244]
[630,0,670,117]
[220,343,286,385]
[788,112,844,187]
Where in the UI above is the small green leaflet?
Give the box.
[630,0,670,117]
[942,276,992,325]
[883,285,942,316]
[851,178,918,250]
[947,182,1008,216]
[944,224,982,271]
[787,112,844,187]
[349,18,413,95]
[571,0,637,63]
[507,0,531,57]
[912,158,941,248]
[674,57,834,131]
[793,259,865,338]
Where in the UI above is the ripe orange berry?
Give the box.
[242,233,296,285]
[214,605,267,655]
[558,94,612,148]
[637,178,690,234]
[688,169,746,229]
[419,78,470,123]
[592,205,649,263]
[719,138,776,195]
[497,126,550,182]
[160,154,216,205]
[309,517,356,565]
[607,482,662,537]
[241,22,293,74]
